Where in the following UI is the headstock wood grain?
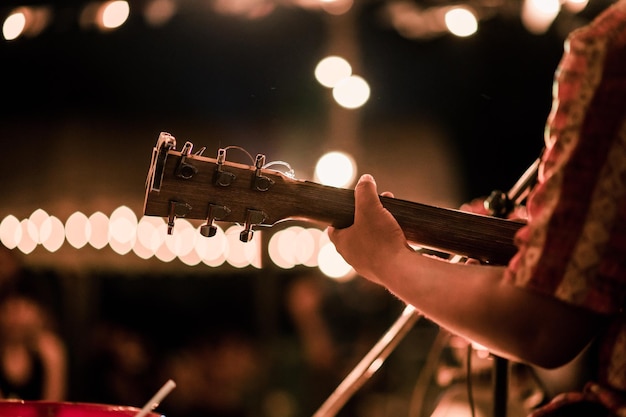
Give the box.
[143,132,524,265]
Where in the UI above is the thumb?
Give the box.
[354,174,382,223]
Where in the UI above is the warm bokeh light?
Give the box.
[563,0,589,13]
[268,226,325,269]
[3,206,350,273]
[109,206,137,255]
[40,216,65,252]
[109,205,138,244]
[332,75,370,109]
[302,228,324,267]
[268,228,298,269]
[18,219,37,254]
[212,0,276,19]
[521,0,561,34]
[143,0,178,26]
[224,225,262,268]
[65,212,91,249]
[0,215,21,249]
[102,1,130,29]
[317,241,354,280]
[314,151,357,188]
[320,0,354,15]
[107,206,137,255]
[195,224,227,267]
[1,6,50,41]
[293,227,317,266]
[164,218,196,257]
[109,233,134,255]
[28,209,49,243]
[315,56,352,88]
[179,246,203,266]
[136,215,165,252]
[444,7,478,37]
[88,211,110,249]
[132,237,155,260]
[155,239,177,262]
[80,0,130,30]
[2,11,26,41]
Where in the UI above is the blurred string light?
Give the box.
[521,0,562,34]
[1,0,353,41]
[143,0,178,26]
[444,6,478,37]
[319,0,354,15]
[2,6,51,41]
[563,0,589,13]
[0,208,355,279]
[314,151,357,187]
[80,0,130,31]
[315,56,352,88]
[383,0,591,39]
[2,0,596,42]
[315,55,370,109]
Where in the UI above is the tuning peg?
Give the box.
[214,148,236,186]
[199,204,231,237]
[167,201,192,235]
[239,209,266,242]
[253,154,274,191]
[175,141,198,180]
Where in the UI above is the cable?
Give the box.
[466,344,476,417]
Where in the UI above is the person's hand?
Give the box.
[327,174,412,284]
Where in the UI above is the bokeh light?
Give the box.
[3,206,354,276]
[2,11,26,40]
[332,75,370,109]
[445,7,478,37]
[315,56,352,88]
[314,151,357,188]
[102,1,130,29]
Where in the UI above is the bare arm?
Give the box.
[328,174,606,369]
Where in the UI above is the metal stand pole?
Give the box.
[486,158,540,417]
[312,305,422,417]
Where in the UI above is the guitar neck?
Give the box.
[290,180,523,265]
[143,141,523,266]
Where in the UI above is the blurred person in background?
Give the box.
[0,293,67,401]
[0,246,67,401]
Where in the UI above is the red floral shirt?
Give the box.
[504,1,626,415]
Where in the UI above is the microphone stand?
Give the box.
[312,304,422,417]
[485,157,539,417]
[311,158,540,417]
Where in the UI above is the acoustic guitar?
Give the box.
[143,132,524,266]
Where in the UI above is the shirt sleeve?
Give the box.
[504,0,626,316]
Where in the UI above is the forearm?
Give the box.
[329,174,605,369]
[374,248,603,368]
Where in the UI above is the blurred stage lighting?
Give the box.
[2,6,51,41]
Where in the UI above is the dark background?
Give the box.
[0,1,616,416]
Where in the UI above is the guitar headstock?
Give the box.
[144,132,308,242]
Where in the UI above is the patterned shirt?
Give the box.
[504,1,626,415]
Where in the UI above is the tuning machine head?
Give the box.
[167,200,192,235]
[213,148,237,187]
[239,209,266,242]
[175,141,199,180]
[200,204,231,238]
